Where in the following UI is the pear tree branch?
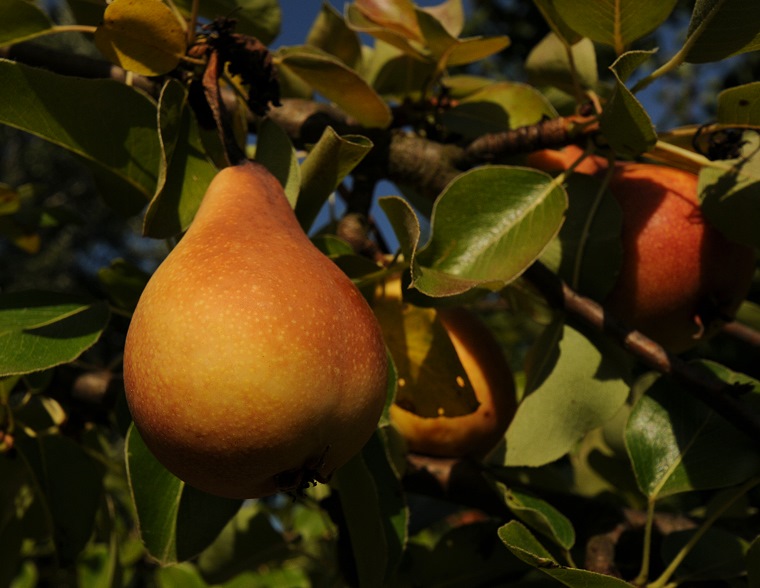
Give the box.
[3,41,760,438]
[523,263,760,445]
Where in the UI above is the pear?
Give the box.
[374,276,516,458]
[123,161,388,499]
[527,146,755,352]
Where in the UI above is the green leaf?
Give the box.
[294,126,373,230]
[94,0,187,76]
[526,33,598,95]
[307,2,362,69]
[0,0,53,47]
[346,0,424,53]
[378,196,421,261]
[442,81,558,140]
[599,51,657,157]
[15,433,104,565]
[540,173,623,301]
[277,46,392,128]
[532,0,582,45]
[552,0,678,53]
[0,450,51,588]
[143,79,217,238]
[195,503,288,584]
[717,81,760,124]
[332,430,408,587]
[662,527,749,582]
[77,539,121,588]
[0,59,160,216]
[505,323,630,467]
[0,291,110,377]
[684,0,760,64]
[125,425,242,564]
[97,259,150,314]
[499,484,575,550]
[155,563,208,588]
[412,166,567,298]
[499,521,633,587]
[698,131,760,249]
[173,0,280,44]
[625,364,760,499]
[416,9,508,68]
[254,118,302,208]
[404,521,526,587]
[748,535,760,588]
[364,40,437,99]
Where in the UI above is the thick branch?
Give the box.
[523,263,760,445]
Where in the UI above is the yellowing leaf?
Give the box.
[276,46,392,128]
[95,0,187,76]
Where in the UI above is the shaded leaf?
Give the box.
[403,521,526,587]
[411,166,567,298]
[540,173,623,301]
[0,59,160,216]
[295,126,373,230]
[0,0,53,47]
[307,2,363,69]
[277,46,392,128]
[0,291,109,377]
[552,0,678,53]
[0,449,51,588]
[505,323,630,467]
[378,196,421,261]
[15,433,104,565]
[625,364,760,498]
[345,5,426,60]
[684,0,760,64]
[98,259,150,314]
[196,504,288,584]
[144,79,217,238]
[364,40,437,99]
[125,425,242,564]
[532,0,582,45]
[173,0,280,44]
[749,535,760,588]
[717,81,760,124]
[332,430,408,587]
[499,484,575,550]
[442,81,557,140]
[526,33,598,95]
[155,563,208,588]
[499,521,633,587]
[662,527,749,582]
[94,0,187,76]
[254,118,301,207]
[599,51,657,157]
[698,130,760,249]
[421,0,465,37]
[350,0,423,45]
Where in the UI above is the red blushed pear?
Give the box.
[527,145,755,353]
[123,161,388,499]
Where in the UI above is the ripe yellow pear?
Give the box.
[123,161,388,499]
[374,276,516,458]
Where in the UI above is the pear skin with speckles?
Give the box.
[123,161,388,499]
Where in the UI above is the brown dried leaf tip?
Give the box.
[189,17,281,120]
